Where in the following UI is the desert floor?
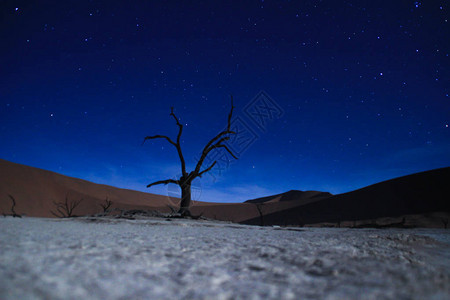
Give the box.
[0,217,449,299]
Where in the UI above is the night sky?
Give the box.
[1,1,449,203]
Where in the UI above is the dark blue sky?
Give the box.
[1,1,449,202]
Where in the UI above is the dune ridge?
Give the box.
[1,159,449,227]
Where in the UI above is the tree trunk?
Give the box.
[255,204,264,226]
[178,181,192,216]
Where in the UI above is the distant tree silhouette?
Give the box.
[51,195,83,218]
[3,194,21,218]
[254,203,265,226]
[99,197,113,213]
[442,218,448,229]
[143,96,237,217]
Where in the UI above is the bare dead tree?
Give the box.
[254,203,265,226]
[51,195,83,218]
[3,195,21,218]
[99,197,113,213]
[442,218,448,229]
[143,96,238,217]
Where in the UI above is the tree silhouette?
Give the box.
[99,197,113,213]
[3,194,21,218]
[51,195,83,218]
[253,202,265,226]
[143,96,237,217]
[442,218,448,229]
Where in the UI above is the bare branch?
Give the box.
[51,201,68,218]
[147,179,179,188]
[214,136,231,146]
[215,144,238,160]
[51,195,83,218]
[198,161,217,178]
[142,135,176,146]
[193,96,237,176]
[170,107,187,176]
[99,197,113,213]
[5,195,21,218]
[227,95,234,131]
[67,198,83,216]
[50,210,62,218]
[170,107,183,128]
[143,107,187,177]
[8,194,16,212]
[202,137,238,160]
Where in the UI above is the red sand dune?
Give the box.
[1,159,449,227]
[0,159,178,217]
[0,159,331,222]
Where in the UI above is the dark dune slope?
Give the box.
[245,190,332,204]
[241,167,450,226]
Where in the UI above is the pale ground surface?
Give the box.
[0,217,449,300]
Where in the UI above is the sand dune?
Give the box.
[242,167,450,227]
[1,159,449,227]
[192,190,332,223]
[0,159,179,217]
[0,159,325,222]
[245,190,332,204]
